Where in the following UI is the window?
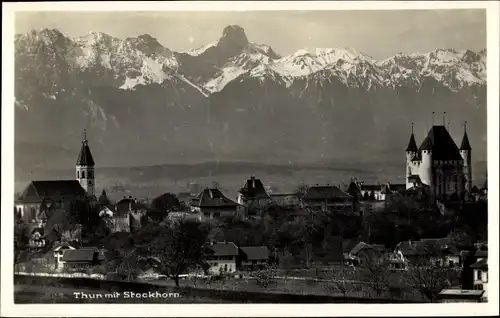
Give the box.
[77,171,80,178]
[89,171,93,178]
[477,270,482,281]
[449,260,454,267]
[82,171,86,178]
[474,284,483,290]
[88,180,92,185]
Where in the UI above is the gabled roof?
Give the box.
[406,133,418,152]
[240,246,269,260]
[18,180,86,203]
[418,126,463,160]
[76,139,95,166]
[239,177,270,200]
[62,248,97,262]
[192,188,238,208]
[53,242,76,252]
[207,242,239,256]
[470,258,488,270]
[302,185,352,200]
[396,239,459,257]
[460,131,472,150]
[350,242,388,255]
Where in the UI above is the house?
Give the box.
[394,239,460,267]
[28,227,46,250]
[346,179,406,202]
[205,242,239,274]
[239,246,270,270]
[300,185,354,213]
[237,176,272,214]
[100,196,148,233]
[190,188,241,219]
[405,123,473,201]
[61,247,104,271]
[471,258,488,300]
[346,242,388,266]
[53,242,76,271]
[438,289,485,303]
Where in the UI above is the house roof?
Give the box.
[62,248,96,262]
[388,184,406,193]
[350,242,387,255]
[53,242,76,252]
[76,139,95,166]
[98,190,111,206]
[396,239,459,256]
[407,175,422,184]
[192,188,238,208]
[207,242,239,256]
[460,131,472,150]
[18,180,87,204]
[406,133,418,152]
[470,258,488,270]
[239,177,270,200]
[240,246,270,260]
[418,125,463,160]
[302,185,352,200]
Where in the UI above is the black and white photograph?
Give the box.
[1,1,499,316]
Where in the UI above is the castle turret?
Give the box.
[460,121,472,194]
[405,124,419,189]
[76,130,95,197]
[419,135,433,188]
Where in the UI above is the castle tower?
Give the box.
[76,130,95,197]
[405,123,418,189]
[460,121,472,194]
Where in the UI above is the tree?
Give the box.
[405,246,462,302]
[357,256,391,297]
[369,190,375,201]
[406,261,461,302]
[14,218,30,263]
[363,192,370,201]
[134,218,210,287]
[251,264,278,288]
[151,193,181,213]
[324,266,355,301]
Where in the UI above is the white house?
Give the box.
[471,258,488,300]
[205,242,239,275]
[52,242,76,271]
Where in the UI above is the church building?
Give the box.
[15,131,97,225]
[405,122,472,201]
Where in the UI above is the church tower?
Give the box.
[460,121,472,194]
[76,130,95,197]
[405,123,418,189]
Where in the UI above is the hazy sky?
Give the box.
[15,10,486,59]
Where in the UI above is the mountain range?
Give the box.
[14,25,487,181]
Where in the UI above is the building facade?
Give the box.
[405,124,472,200]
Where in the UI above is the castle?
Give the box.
[405,122,472,200]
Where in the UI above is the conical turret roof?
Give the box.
[406,133,418,152]
[460,131,472,150]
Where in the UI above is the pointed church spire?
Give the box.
[460,121,472,150]
[406,123,418,152]
[76,129,95,166]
